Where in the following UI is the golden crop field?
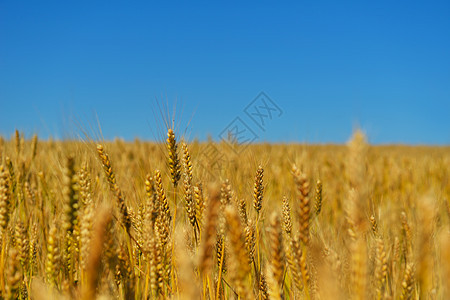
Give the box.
[0,129,449,299]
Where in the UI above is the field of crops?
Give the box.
[0,129,448,299]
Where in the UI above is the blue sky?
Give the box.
[1,1,449,144]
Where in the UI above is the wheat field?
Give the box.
[0,129,448,299]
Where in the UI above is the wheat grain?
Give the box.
[253,165,264,213]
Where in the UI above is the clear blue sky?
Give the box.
[1,1,449,144]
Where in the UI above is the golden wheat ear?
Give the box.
[314,179,322,215]
[224,204,252,299]
[292,164,311,245]
[0,164,11,235]
[181,142,198,240]
[96,144,131,233]
[166,128,181,188]
[282,196,292,235]
[45,223,60,287]
[5,248,23,300]
[267,212,284,300]
[253,165,264,214]
[82,206,113,300]
[198,184,220,275]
